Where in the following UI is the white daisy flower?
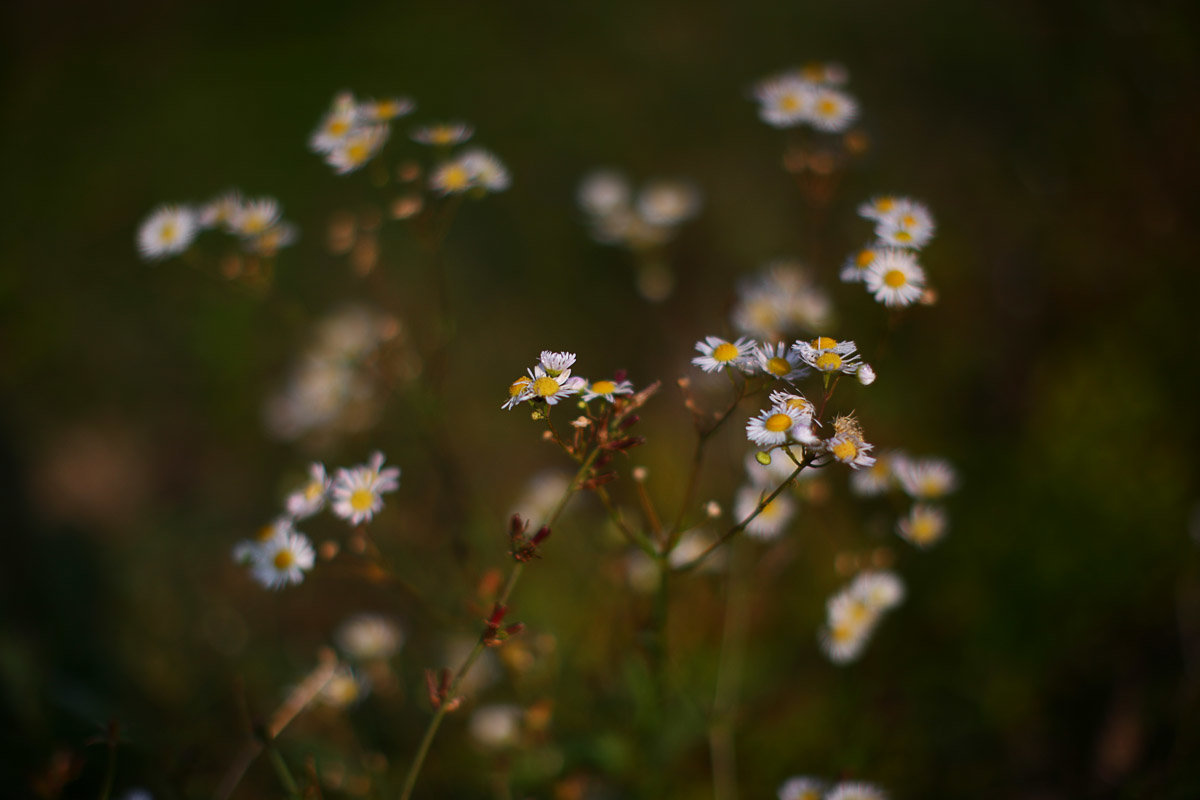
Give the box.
[897,503,948,548]
[232,516,292,566]
[809,86,858,133]
[840,245,883,283]
[849,451,900,497]
[819,595,876,664]
[458,148,511,192]
[251,527,316,589]
[285,462,332,520]
[636,180,701,227]
[792,337,861,375]
[522,366,585,406]
[754,75,816,128]
[733,484,796,540]
[863,248,926,307]
[198,189,243,231]
[779,776,826,800]
[245,222,298,256]
[578,170,631,217]
[692,336,757,373]
[231,197,282,238]
[755,342,809,381]
[825,432,876,470]
[768,390,816,419]
[411,122,474,146]
[746,406,817,448]
[331,451,401,525]
[857,195,902,222]
[876,208,935,249]
[137,204,198,261]
[538,350,576,375]
[309,92,360,153]
[826,782,888,800]
[429,158,475,195]
[850,570,905,611]
[326,124,390,175]
[501,375,533,410]
[319,665,370,708]
[582,378,634,402]
[356,96,415,122]
[895,456,958,499]
[336,613,405,660]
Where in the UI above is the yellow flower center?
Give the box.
[441,165,470,190]
[532,376,561,397]
[816,98,838,116]
[815,352,842,371]
[780,94,802,112]
[811,336,838,350]
[591,380,616,395]
[764,413,793,433]
[509,377,531,397]
[920,477,945,497]
[855,249,875,268]
[273,549,295,569]
[160,222,177,242]
[430,127,455,144]
[349,488,374,512]
[876,198,896,212]
[786,398,810,413]
[911,516,938,542]
[346,141,369,163]
[712,342,739,362]
[304,481,323,501]
[901,213,918,227]
[243,215,267,234]
[329,119,350,137]
[832,439,859,461]
[255,524,276,542]
[766,356,792,376]
[831,621,856,643]
[883,269,908,288]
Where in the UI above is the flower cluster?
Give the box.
[751,63,858,133]
[731,261,832,341]
[779,776,888,800]
[502,350,637,412]
[841,196,937,307]
[136,191,297,261]
[578,170,701,249]
[309,90,414,174]
[851,452,959,548]
[818,570,905,664]
[232,452,400,589]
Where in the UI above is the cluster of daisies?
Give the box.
[779,776,887,800]
[232,452,400,589]
[136,191,297,261]
[309,90,510,195]
[751,62,858,134]
[840,196,937,308]
[501,350,634,411]
[730,262,832,342]
[577,170,701,250]
[852,452,959,548]
[264,305,401,441]
[818,570,905,664]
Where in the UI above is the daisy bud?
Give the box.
[857,364,876,385]
[755,451,773,466]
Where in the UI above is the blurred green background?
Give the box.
[2,1,1199,798]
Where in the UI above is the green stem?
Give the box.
[710,541,750,800]
[96,723,118,800]
[265,743,302,800]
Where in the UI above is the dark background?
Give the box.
[2,1,1199,798]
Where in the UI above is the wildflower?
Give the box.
[731,262,831,340]
[819,591,875,663]
[897,503,948,548]
[755,341,809,381]
[468,703,522,748]
[754,74,815,128]
[746,405,816,448]
[326,124,389,175]
[792,337,861,375]
[429,159,475,195]
[251,526,316,589]
[850,570,905,611]
[840,245,882,283]
[895,456,958,499]
[875,199,935,249]
[826,782,888,800]
[849,451,899,497]
[521,365,585,406]
[578,170,631,217]
[412,122,474,146]
[857,195,901,222]
[458,148,511,192]
[824,415,876,470]
[231,197,282,238]
[198,189,243,231]
[137,204,198,260]
[636,180,701,227]
[501,376,533,410]
[582,378,634,402]
[734,484,796,540]
[692,336,757,373]
[809,86,858,133]
[232,516,292,565]
[864,249,926,307]
[336,613,405,660]
[357,96,414,122]
[331,451,401,525]
[245,222,298,256]
[779,776,826,800]
[285,462,332,519]
[320,665,370,708]
[309,91,360,153]
[768,390,816,419]
[538,351,576,375]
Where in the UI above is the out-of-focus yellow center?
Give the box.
[780,94,802,112]
[273,549,295,569]
[304,482,323,501]
[243,215,267,234]
[591,380,616,395]
[441,165,470,190]
[349,488,374,512]
[911,516,938,542]
[712,343,738,362]
[765,413,793,433]
[876,198,896,212]
[256,524,275,542]
[893,230,913,243]
[855,249,875,268]
[832,440,858,461]
[532,376,560,397]
[884,269,908,288]
[811,336,838,350]
[901,214,918,227]
[816,98,837,116]
[815,352,842,371]
[430,128,455,144]
[329,119,350,137]
[766,357,791,376]
[160,222,177,242]
[346,141,369,162]
[920,477,946,497]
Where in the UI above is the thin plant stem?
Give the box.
[594,485,657,557]
[397,446,602,800]
[264,741,302,800]
[710,540,751,800]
